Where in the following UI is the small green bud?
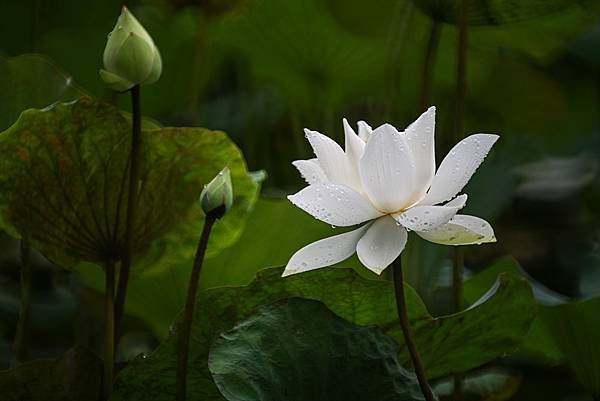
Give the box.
[100,6,162,91]
[200,167,233,218]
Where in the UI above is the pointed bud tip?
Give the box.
[102,5,162,91]
[199,167,233,218]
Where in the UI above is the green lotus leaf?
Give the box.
[0,97,259,270]
[208,298,426,401]
[111,267,535,400]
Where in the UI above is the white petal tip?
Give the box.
[474,133,500,142]
[361,262,389,276]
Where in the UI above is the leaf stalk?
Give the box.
[11,239,32,367]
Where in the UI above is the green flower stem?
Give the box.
[419,20,441,111]
[11,239,32,367]
[452,0,469,399]
[114,84,142,343]
[104,260,116,400]
[452,247,465,313]
[392,257,436,401]
[176,214,218,401]
[452,247,465,401]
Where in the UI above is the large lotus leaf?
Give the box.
[0,97,259,269]
[208,298,426,401]
[0,54,86,132]
[111,267,534,400]
[410,0,597,25]
[0,346,102,401]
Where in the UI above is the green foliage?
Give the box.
[409,271,535,378]
[0,54,86,132]
[433,368,520,400]
[541,297,600,397]
[0,286,78,332]
[411,0,597,25]
[463,257,564,363]
[465,257,600,396]
[77,197,364,337]
[209,298,426,401]
[215,0,387,127]
[0,97,259,269]
[111,266,534,400]
[0,347,102,401]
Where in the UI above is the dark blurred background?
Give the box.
[2,0,600,399]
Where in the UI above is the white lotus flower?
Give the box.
[283,107,498,277]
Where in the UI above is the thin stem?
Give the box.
[392,258,436,401]
[452,247,464,312]
[104,260,116,400]
[176,215,218,401]
[11,239,32,367]
[452,247,465,401]
[114,85,142,343]
[419,20,441,111]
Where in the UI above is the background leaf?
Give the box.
[539,298,600,397]
[432,368,520,401]
[410,0,597,25]
[0,54,86,132]
[0,346,102,401]
[463,257,565,363]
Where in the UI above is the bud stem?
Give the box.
[114,84,142,345]
[176,214,218,401]
[391,257,436,401]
